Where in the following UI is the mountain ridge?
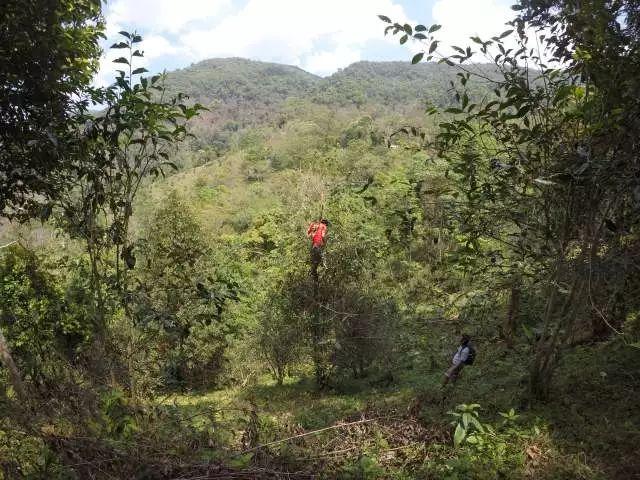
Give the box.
[166,57,498,110]
[163,57,495,153]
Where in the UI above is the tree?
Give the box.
[257,295,305,386]
[0,243,91,398]
[133,192,238,389]
[54,33,204,334]
[385,0,640,399]
[0,0,103,218]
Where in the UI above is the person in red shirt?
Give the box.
[307,219,328,277]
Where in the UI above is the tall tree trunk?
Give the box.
[311,275,330,388]
[529,270,585,401]
[529,338,556,401]
[0,326,27,402]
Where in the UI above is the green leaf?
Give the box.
[378,15,391,23]
[414,33,427,40]
[411,52,424,64]
[470,415,484,432]
[113,57,130,65]
[429,41,438,53]
[462,412,471,429]
[131,34,142,43]
[119,31,132,39]
[415,24,427,32]
[499,29,514,39]
[132,49,144,57]
[110,42,129,49]
[454,423,466,447]
[404,23,413,35]
[400,34,408,45]
[132,67,148,75]
[429,24,442,33]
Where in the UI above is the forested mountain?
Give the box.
[319,61,462,106]
[166,57,321,107]
[167,57,495,154]
[169,57,494,111]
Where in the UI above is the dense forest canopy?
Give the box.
[1,0,639,478]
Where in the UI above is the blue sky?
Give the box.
[97,0,515,85]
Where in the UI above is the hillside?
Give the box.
[317,61,458,107]
[168,57,494,110]
[168,57,494,154]
[166,57,321,107]
[5,1,640,477]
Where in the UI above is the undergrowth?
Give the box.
[2,338,636,479]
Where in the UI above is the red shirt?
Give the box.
[307,222,327,247]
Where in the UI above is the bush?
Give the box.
[425,404,538,480]
[132,192,239,391]
[257,301,305,385]
[0,245,93,386]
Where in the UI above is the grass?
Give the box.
[158,338,639,478]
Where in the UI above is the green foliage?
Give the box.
[387,0,640,400]
[95,388,139,439]
[53,31,205,340]
[0,244,91,382]
[426,404,540,479]
[317,61,495,108]
[340,454,385,479]
[256,295,305,386]
[0,0,104,218]
[3,2,640,477]
[0,425,70,479]
[159,57,499,162]
[133,192,238,390]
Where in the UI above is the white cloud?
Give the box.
[105,0,232,34]
[97,0,416,82]
[93,0,558,90]
[153,0,413,75]
[304,47,362,76]
[141,34,186,61]
[432,0,513,49]
[430,0,553,64]
[97,0,551,85]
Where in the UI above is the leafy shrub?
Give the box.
[425,404,539,479]
[132,192,239,391]
[0,425,70,479]
[0,245,93,385]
